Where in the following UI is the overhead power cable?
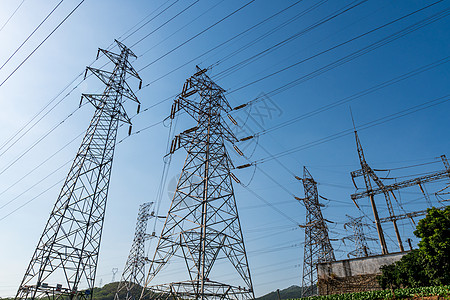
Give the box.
[254,94,450,164]
[140,0,226,57]
[138,0,257,72]
[210,0,328,70]
[227,0,443,94]
[116,0,172,42]
[131,0,201,47]
[0,0,26,32]
[142,0,304,87]
[121,0,180,43]
[214,0,369,79]
[0,0,85,88]
[0,130,84,200]
[0,0,65,72]
[0,104,84,177]
[250,56,450,138]
[242,6,450,99]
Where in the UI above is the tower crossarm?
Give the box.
[351,170,450,200]
[378,206,446,223]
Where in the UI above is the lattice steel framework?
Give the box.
[140,67,254,300]
[15,40,142,300]
[297,167,335,298]
[343,215,376,258]
[115,202,154,300]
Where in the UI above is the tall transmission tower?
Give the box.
[296,167,335,298]
[15,40,142,300]
[112,269,119,283]
[115,202,154,300]
[140,67,254,300]
[343,215,376,258]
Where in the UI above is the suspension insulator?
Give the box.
[128,125,132,136]
[230,172,240,184]
[137,104,141,114]
[236,164,251,169]
[227,114,238,125]
[139,80,142,90]
[233,103,247,110]
[240,136,253,142]
[233,145,244,156]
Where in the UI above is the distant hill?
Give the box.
[256,285,307,300]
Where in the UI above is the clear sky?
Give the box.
[0,0,450,297]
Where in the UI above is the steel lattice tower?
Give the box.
[140,67,254,300]
[343,215,375,258]
[297,167,335,298]
[115,202,154,300]
[15,40,142,300]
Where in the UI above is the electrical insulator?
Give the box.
[227,114,238,125]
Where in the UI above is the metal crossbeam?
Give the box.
[351,170,450,201]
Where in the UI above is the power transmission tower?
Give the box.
[112,269,119,283]
[296,167,335,298]
[140,67,254,300]
[350,130,450,254]
[15,40,142,300]
[343,215,376,258]
[114,202,154,300]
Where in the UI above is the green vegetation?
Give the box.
[295,285,450,299]
[378,207,450,289]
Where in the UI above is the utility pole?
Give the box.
[343,215,375,258]
[139,67,254,300]
[115,202,153,300]
[296,167,335,298]
[15,40,142,300]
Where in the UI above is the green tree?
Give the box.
[378,206,450,289]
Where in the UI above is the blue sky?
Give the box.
[0,0,450,297]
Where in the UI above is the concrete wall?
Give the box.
[317,252,408,295]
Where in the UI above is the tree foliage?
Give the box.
[378,206,450,289]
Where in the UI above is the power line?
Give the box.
[142,0,304,87]
[138,0,257,72]
[227,0,443,94]
[121,0,180,43]
[0,0,65,72]
[131,0,200,48]
[0,0,85,88]
[251,56,450,138]
[0,0,26,32]
[254,94,450,164]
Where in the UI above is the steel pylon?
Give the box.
[15,40,142,300]
[343,215,376,258]
[297,167,335,297]
[115,202,154,300]
[140,67,254,300]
